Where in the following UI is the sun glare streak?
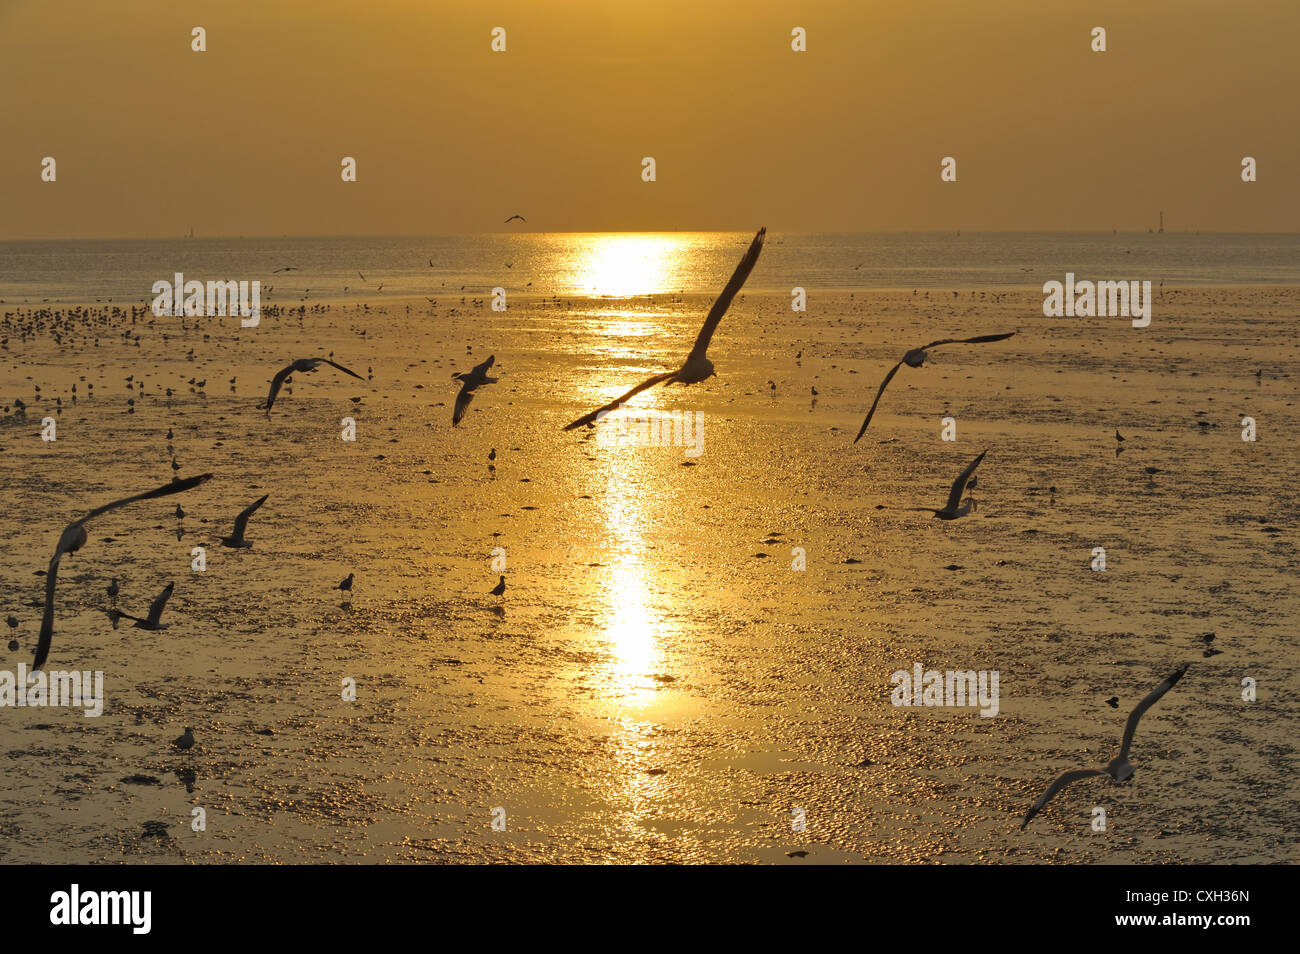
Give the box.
[569,234,692,298]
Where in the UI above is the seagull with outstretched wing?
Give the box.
[110,581,176,631]
[1021,663,1191,829]
[564,227,766,430]
[220,494,269,549]
[854,332,1016,442]
[452,355,499,426]
[33,474,213,670]
[906,450,986,520]
[259,358,365,415]
[504,214,526,224]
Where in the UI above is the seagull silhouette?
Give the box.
[259,358,365,415]
[220,495,269,549]
[32,473,212,670]
[491,576,506,596]
[564,227,766,430]
[337,573,353,592]
[452,355,499,426]
[504,214,526,224]
[906,450,987,520]
[1021,663,1190,829]
[111,582,176,631]
[854,333,1016,442]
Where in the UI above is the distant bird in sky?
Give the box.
[272,266,298,273]
[220,494,269,549]
[452,355,499,426]
[337,573,353,592]
[259,358,364,415]
[33,473,212,670]
[358,271,366,282]
[111,581,175,631]
[1021,664,1190,829]
[564,227,766,430]
[853,333,1016,442]
[504,214,526,224]
[907,450,987,520]
[491,576,506,596]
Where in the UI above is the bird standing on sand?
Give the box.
[220,495,269,549]
[337,573,353,593]
[259,358,365,415]
[452,355,499,426]
[853,333,1016,442]
[906,450,987,520]
[173,727,195,752]
[32,474,212,670]
[564,227,766,430]
[491,576,506,596]
[1021,664,1190,829]
[106,578,119,604]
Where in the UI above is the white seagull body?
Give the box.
[564,227,766,431]
[259,358,365,415]
[854,333,1016,442]
[907,450,987,520]
[452,355,498,426]
[33,474,213,670]
[1021,663,1191,829]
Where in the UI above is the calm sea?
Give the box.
[2,232,1297,305]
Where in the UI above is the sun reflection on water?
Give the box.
[569,233,694,298]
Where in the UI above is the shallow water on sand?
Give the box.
[0,285,1296,863]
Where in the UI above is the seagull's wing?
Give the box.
[853,360,906,443]
[261,364,295,411]
[32,474,211,669]
[321,359,365,380]
[944,450,988,512]
[1117,663,1190,763]
[685,227,767,362]
[33,551,64,671]
[920,331,1018,351]
[1021,768,1107,828]
[452,383,475,426]
[232,494,269,537]
[145,582,175,626]
[79,473,214,524]
[563,371,679,431]
[474,355,496,377]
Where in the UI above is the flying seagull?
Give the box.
[853,333,1016,442]
[111,582,176,631]
[32,473,212,670]
[452,355,498,426]
[272,266,298,273]
[504,214,526,224]
[564,227,766,430]
[1021,663,1190,829]
[259,358,365,415]
[907,450,987,520]
[220,494,269,549]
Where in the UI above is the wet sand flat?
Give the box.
[0,285,1296,863]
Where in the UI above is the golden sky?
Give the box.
[1,0,1295,238]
